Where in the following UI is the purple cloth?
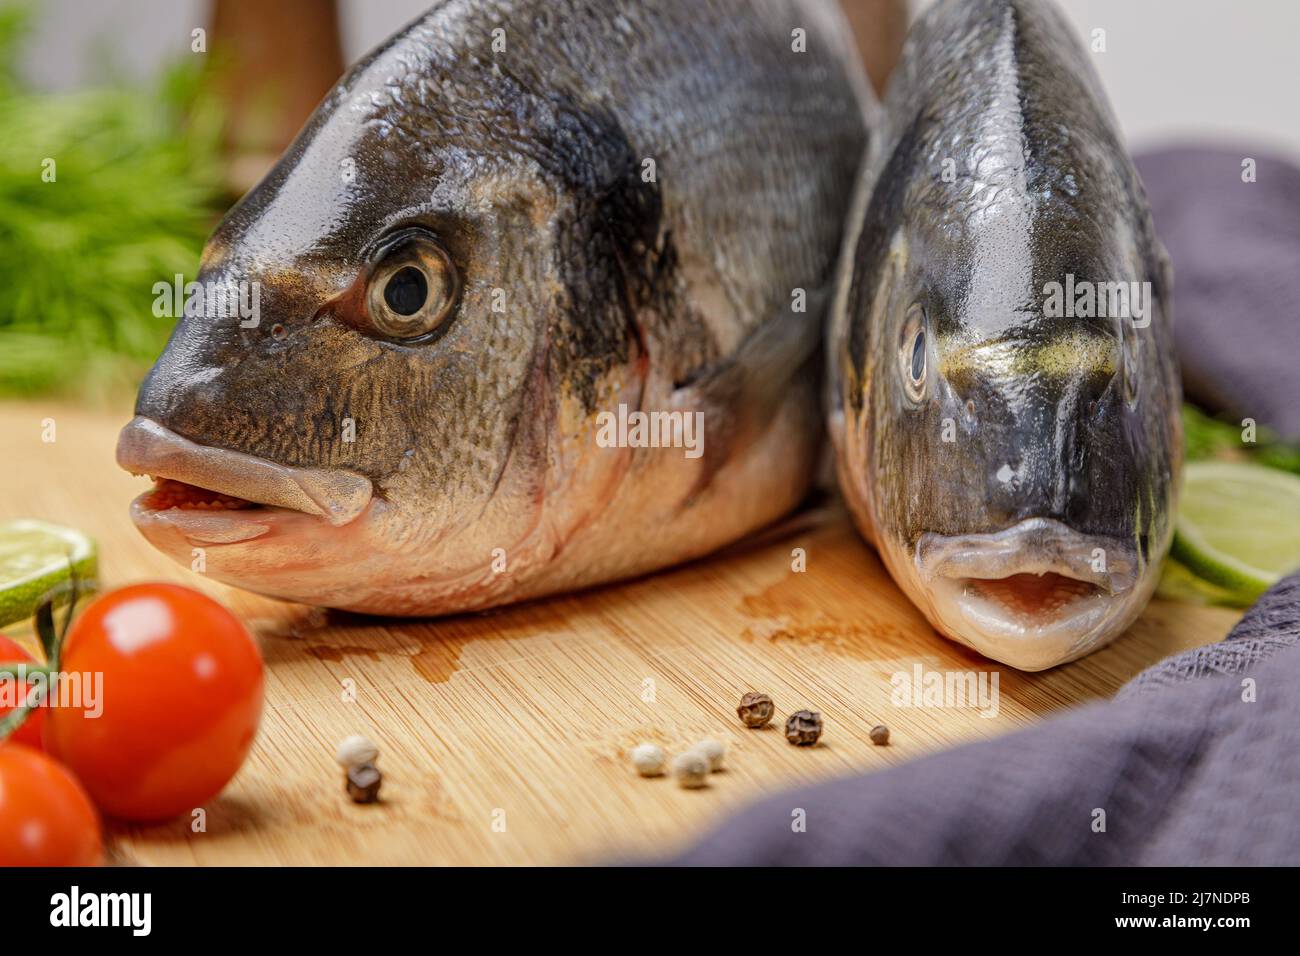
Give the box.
[665,572,1300,865]
[1136,147,1300,440]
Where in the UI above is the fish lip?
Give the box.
[128,496,274,544]
[925,573,1138,671]
[904,517,1148,670]
[116,416,373,529]
[913,517,1137,594]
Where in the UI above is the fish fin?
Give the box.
[675,290,824,407]
[669,296,824,499]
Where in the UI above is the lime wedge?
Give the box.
[1170,461,1300,604]
[1156,557,1247,608]
[0,520,98,628]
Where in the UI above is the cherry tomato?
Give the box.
[44,583,263,822]
[0,634,45,750]
[0,742,102,866]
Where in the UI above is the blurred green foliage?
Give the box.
[1181,403,1300,475]
[0,3,223,397]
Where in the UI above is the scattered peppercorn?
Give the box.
[691,738,726,772]
[346,763,383,803]
[869,724,890,746]
[785,710,823,746]
[737,691,775,728]
[631,743,667,777]
[335,734,379,769]
[673,751,709,789]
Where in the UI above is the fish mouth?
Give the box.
[117,416,373,545]
[911,518,1145,670]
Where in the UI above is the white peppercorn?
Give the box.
[335,734,379,769]
[673,751,709,789]
[690,738,726,772]
[631,743,666,777]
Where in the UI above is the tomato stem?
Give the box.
[0,664,52,742]
[0,700,41,740]
[0,566,81,743]
[0,663,57,679]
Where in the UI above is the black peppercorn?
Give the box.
[785,710,822,746]
[346,762,383,803]
[737,691,775,728]
[869,724,890,745]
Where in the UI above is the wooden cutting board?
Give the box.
[2,400,1241,865]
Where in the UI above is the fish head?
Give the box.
[118,23,648,612]
[838,149,1181,671]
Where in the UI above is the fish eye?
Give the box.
[364,232,459,340]
[899,303,928,402]
[384,267,428,316]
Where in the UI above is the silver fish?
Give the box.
[828,0,1181,670]
[117,0,874,614]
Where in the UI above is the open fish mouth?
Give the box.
[117,416,373,545]
[910,518,1145,670]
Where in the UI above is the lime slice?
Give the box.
[1156,557,1246,608]
[1170,461,1300,604]
[0,520,98,628]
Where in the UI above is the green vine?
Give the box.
[0,569,81,741]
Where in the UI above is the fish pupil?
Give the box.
[910,330,926,382]
[385,266,428,316]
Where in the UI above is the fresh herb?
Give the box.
[0,2,223,398]
[1181,403,1300,475]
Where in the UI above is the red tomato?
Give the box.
[0,742,102,865]
[0,634,45,750]
[44,583,263,822]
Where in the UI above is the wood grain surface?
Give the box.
[2,400,1241,865]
